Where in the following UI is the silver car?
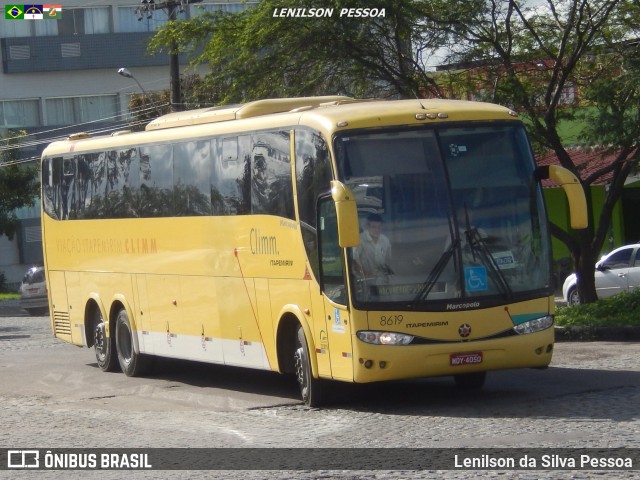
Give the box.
[19,266,49,315]
[562,244,640,305]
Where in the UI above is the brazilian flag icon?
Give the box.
[6,5,25,19]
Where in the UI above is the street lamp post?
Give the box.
[134,0,202,111]
[168,3,181,112]
[117,67,148,98]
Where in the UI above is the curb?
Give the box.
[555,326,640,342]
[0,299,20,307]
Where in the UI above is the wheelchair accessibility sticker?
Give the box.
[464,266,488,292]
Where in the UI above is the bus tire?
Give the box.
[294,325,326,407]
[115,309,151,377]
[93,308,119,372]
[454,371,487,389]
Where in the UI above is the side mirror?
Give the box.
[330,181,360,248]
[535,165,588,229]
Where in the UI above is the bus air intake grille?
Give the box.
[53,312,72,336]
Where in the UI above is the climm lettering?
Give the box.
[250,228,279,255]
[125,238,157,254]
[56,237,157,255]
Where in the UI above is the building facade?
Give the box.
[0,0,253,288]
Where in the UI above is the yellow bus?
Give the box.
[41,96,586,406]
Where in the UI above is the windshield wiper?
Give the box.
[411,237,459,309]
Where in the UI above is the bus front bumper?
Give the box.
[349,328,554,383]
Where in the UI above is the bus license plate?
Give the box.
[450,352,483,366]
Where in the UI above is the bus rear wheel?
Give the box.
[294,326,326,407]
[93,308,119,372]
[115,309,151,376]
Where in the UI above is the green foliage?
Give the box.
[0,130,40,239]
[127,91,171,130]
[150,0,447,103]
[126,74,218,129]
[0,293,20,300]
[555,290,640,327]
[147,0,639,305]
[579,44,640,151]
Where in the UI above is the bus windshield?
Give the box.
[335,124,551,309]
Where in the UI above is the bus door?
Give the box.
[317,198,354,381]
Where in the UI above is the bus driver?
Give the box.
[353,213,393,278]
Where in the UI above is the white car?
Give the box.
[562,244,640,305]
[19,266,49,315]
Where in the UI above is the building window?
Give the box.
[35,18,58,36]
[45,95,117,126]
[191,2,258,16]
[0,100,40,128]
[0,18,32,37]
[118,6,186,32]
[58,7,110,35]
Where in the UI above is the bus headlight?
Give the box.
[357,331,414,345]
[513,315,554,335]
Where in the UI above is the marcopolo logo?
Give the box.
[8,450,40,468]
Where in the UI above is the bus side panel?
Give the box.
[48,270,73,344]
[133,274,152,354]
[64,271,85,346]
[88,271,136,333]
[218,277,270,369]
[308,281,332,378]
[179,275,224,363]
[268,278,315,363]
[144,274,186,360]
[255,278,277,370]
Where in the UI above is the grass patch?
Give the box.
[555,290,640,327]
[0,293,20,302]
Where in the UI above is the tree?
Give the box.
[0,130,40,239]
[150,0,449,102]
[424,0,639,303]
[126,74,218,130]
[151,0,640,303]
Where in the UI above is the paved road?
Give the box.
[1,306,639,479]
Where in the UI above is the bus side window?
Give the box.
[139,144,173,217]
[295,128,332,280]
[42,157,62,220]
[174,141,212,216]
[250,131,294,219]
[213,137,243,215]
[318,196,346,305]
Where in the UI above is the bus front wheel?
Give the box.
[115,309,151,376]
[294,326,326,407]
[93,308,119,372]
[454,371,487,389]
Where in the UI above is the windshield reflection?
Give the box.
[335,124,551,308]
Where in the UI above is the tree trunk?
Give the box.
[574,230,598,303]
